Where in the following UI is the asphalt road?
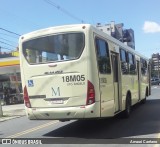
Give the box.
[0,86,160,146]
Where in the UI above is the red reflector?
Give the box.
[86,80,95,105]
[24,86,31,108]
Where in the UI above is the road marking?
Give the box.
[6,120,59,138]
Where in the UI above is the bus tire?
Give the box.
[141,88,147,104]
[123,94,131,118]
[141,96,146,104]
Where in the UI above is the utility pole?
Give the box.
[0,46,3,117]
[0,99,3,117]
[158,54,160,79]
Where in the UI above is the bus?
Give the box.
[19,24,151,121]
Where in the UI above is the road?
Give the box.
[0,86,160,146]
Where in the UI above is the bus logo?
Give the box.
[2,139,11,144]
[52,87,60,96]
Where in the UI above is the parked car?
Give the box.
[151,78,160,85]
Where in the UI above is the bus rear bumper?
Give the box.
[25,103,99,120]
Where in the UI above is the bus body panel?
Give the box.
[26,66,87,108]
[90,32,116,117]
[98,42,117,117]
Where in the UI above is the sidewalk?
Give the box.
[0,103,26,122]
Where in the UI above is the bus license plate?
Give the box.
[48,99,63,104]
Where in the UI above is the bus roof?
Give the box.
[19,24,149,61]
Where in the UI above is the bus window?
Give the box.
[120,48,128,74]
[140,58,147,76]
[128,52,136,75]
[22,33,85,64]
[95,38,111,74]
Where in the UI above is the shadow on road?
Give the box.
[44,99,160,139]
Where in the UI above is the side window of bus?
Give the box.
[96,38,111,74]
[140,58,147,76]
[120,48,128,74]
[128,52,136,75]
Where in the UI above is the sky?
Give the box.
[0,0,160,58]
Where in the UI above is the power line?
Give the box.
[0,28,21,36]
[0,46,13,51]
[43,0,85,23]
[0,33,19,39]
[0,41,17,48]
[0,37,17,45]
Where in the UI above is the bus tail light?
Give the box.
[24,86,31,108]
[86,80,95,105]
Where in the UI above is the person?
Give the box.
[3,87,9,105]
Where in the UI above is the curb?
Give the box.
[0,104,26,122]
[0,115,25,122]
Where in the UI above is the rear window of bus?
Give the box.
[22,32,85,64]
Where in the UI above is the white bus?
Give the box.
[19,24,151,120]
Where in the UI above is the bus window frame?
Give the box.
[120,48,129,75]
[140,58,148,76]
[95,37,111,74]
[22,32,85,65]
[128,52,136,75]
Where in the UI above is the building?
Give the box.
[0,51,22,104]
[96,21,135,49]
[151,53,160,78]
